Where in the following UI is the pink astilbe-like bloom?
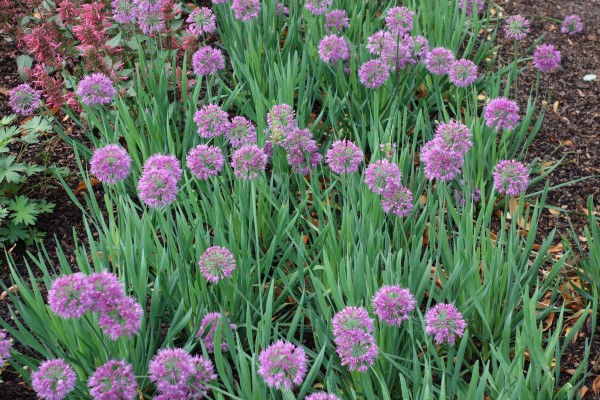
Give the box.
[385,6,413,35]
[493,160,529,196]
[434,120,473,156]
[0,330,11,364]
[326,139,363,174]
[266,104,297,144]
[143,154,182,181]
[318,35,350,64]
[449,59,478,87]
[231,145,268,180]
[484,97,520,131]
[197,312,236,353]
[366,31,394,56]
[138,169,179,208]
[186,7,216,36]
[381,183,413,217]
[420,140,463,182]
[334,329,379,372]
[22,24,62,68]
[305,394,340,400]
[32,359,77,400]
[258,340,308,390]
[186,144,225,180]
[358,59,390,89]
[98,296,143,340]
[409,35,429,64]
[227,116,257,148]
[332,306,374,337]
[149,348,195,394]
[88,360,137,400]
[305,0,332,15]
[425,303,467,345]
[372,285,415,326]
[136,0,165,35]
[364,159,401,194]
[9,83,41,115]
[87,271,125,313]
[90,145,132,184]
[77,73,116,106]
[459,0,485,16]
[561,15,583,35]
[29,64,66,109]
[198,246,236,283]
[425,47,455,75]
[231,0,260,21]
[504,15,530,40]
[72,19,108,50]
[48,273,93,319]
[57,0,79,26]
[194,104,231,138]
[324,9,349,34]
[533,44,561,73]
[192,46,225,76]
[112,0,136,24]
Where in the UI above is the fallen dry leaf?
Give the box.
[0,87,10,96]
[593,375,600,396]
[560,139,574,146]
[0,285,19,301]
[75,178,101,194]
[580,386,588,399]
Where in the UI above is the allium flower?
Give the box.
[90,145,132,184]
[504,15,530,40]
[197,312,236,352]
[112,0,136,24]
[305,394,340,400]
[366,31,394,56]
[484,97,520,131]
[372,285,415,326]
[326,139,364,174]
[136,0,165,35]
[420,141,463,182]
[0,331,11,364]
[358,59,390,89]
[493,159,529,196]
[258,340,308,391]
[9,83,41,115]
[434,120,473,156]
[143,154,182,181]
[149,348,195,394]
[533,44,561,73]
[284,129,322,174]
[87,271,125,313]
[192,46,225,76]
[198,246,236,283]
[276,2,289,16]
[424,303,467,345]
[231,145,268,180]
[381,183,413,217]
[186,144,225,180]
[227,116,257,148]
[385,6,413,35]
[77,73,116,106]
[266,104,297,144]
[334,329,379,372]
[88,360,137,400]
[98,296,143,340]
[231,0,260,21]
[409,35,429,64]
[332,306,374,337]
[425,47,455,75]
[561,15,583,35]
[48,273,92,319]
[138,169,179,208]
[449,59,478,87]
[364,159,401,194]
[184,355,217,397]
[32,359,77,400]
[305,0,332,15]
[459,0,485,16]
[187,7,217,36]
[194,104,231,138]
[318,35,351,64]
[324,10,349,34]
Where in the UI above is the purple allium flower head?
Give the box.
[425,303,467,345]
[334,329,379,372]
[149,348,195,394]
[332,306,374,337]
[187,7,217,36]
[77,73,116,106]
[136,0,165,35]
[381,183,413,217]
[194,104,231,138]
[379,142,398,160]
[504,15,530,41]
[112,0,136,24]
[385,6,413,35]
[0,331,12,364]
[283,128,322,174]
[372,285,415,326]
[380,37,413,71]
[87,271,125,313]
[366,31,394,56]
[184,355,217,397]
[276,2,289,17]
[409,35,429,64]
[484,97,520,131]
[493,159,529,196]
[192,46,225,76]
[449,59,478,87]
[98,296,143,340]
[198,246,236,283]
[9,83,41,115]
[420,140,463,182]
[32,359,77,400]
[186,144,225,180]
[324,9,349,34]
[459,0,485,16]
[90,145,132,184]
[305,0,332,15]
[138,169,179,208]
[434,120,473,156]
[533,44,561,73]
[231,144,268,180]
[358,59,390,89]
[197,312,237,352]
[425,47,455,75]
[143,154,183,181]
[364,159,401,194]
[226,116,257,148]
[48,273,93,319]
[266,104,297,144]
[88,360,137,400]
[258,340,308,390]
[326,139,364,174]
[231,0,260,21]
[305,394,340,400]
[318,35,351,64]
[561,15,583,35]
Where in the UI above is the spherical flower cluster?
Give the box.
[318,35,351,64]
[143,154,183,180]
[493,159,529,196]
[434,120,473,156]
[385,6,413,35]
[197,312,237,353]
[258,340,308,390]
[149,348,216,397]
[112,0,136,24]
[533,44,561,73]
[332,306,378,372]
[187,7,216,36]
[425,47,455,75]
[198,246,236,283]
[31,359,77,400]
[372,285,415,326]
[0,331,12,364]
[409,35,429,64]
[561,15,583,35]
[459,0,485,16]
[326,139,364,174]
[231,0,260,21]
[98,296,143,340]
[227,116,257,148]
[87,271,126,313]
[420,141,464,182]
[231,144,268,180]
[381,183,413,217]
[9,83,41,115]
[380,37,412,71]
[266,104,297,144]
[484,97,520,131]
[366,31,393,56]
[187,144,225,180]
[305,394,340,400]
[136,0,165,35]
[332,306,374,337]
[448,59,478,87]
[358,59,390,89]
[324,10,349,34]
[90,145,132,184]
[305,0,332,15]
[425,303,467,345]
[284,129,322,175]
[193,46,225,76]
[77,73,116,106]
[48,272,93,319]
[138,154,181,208]
[504,15,530,41]
[194,104,231,138]
[88,360,137,400]
[364,159,401,194]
